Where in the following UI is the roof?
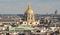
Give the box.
[9,26,35,31]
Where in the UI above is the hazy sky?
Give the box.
[0,0,60,14]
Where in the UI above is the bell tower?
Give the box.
[24,4,35,22]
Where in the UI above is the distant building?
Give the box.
[20,4,40,26]
[54,10,58,15]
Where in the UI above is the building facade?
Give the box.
[20,4,40,26]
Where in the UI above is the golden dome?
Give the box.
[25,4,34,14]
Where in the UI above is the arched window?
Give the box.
[20,22,23,25]
[36,23,37,24]
[24,23,26,24]
[36,30,41,33]
[30,22,32,24]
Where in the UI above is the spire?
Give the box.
[27,4,31,10]
[55,10,57,15]
[25,4,33,14]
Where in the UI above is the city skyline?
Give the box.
[0,0,60,14]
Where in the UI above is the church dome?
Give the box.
[25,4,34,14]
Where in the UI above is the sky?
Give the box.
[0,0,60,14]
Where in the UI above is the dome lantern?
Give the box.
[25,4,34,14]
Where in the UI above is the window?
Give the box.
[18,33,25,35]
[30,23,32,24]
[36,30,41,32]
[36,23,37,24]
[20,22,23,24]
[24,23,26,24]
